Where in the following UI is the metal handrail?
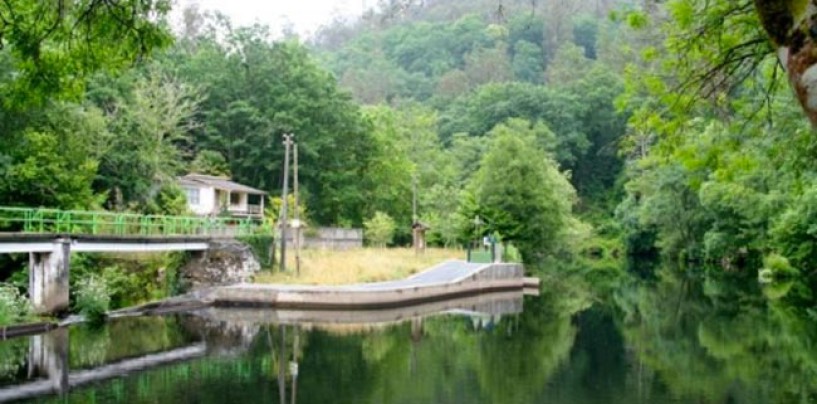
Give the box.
[0,207,273,238]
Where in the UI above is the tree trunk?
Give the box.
[755,0,817,125]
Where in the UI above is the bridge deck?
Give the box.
[0,233,212,254]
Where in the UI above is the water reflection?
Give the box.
[0,291,532,403]
[614,269,817,403]
[0,269,815,403]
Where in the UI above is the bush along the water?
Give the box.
[74,275,111,325]
[0,284,31,326]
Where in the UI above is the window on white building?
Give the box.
[185,187,200,205]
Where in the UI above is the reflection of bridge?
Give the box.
[0,328,206,403]
[0,207,272,314]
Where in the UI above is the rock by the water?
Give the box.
[180,240,261,291]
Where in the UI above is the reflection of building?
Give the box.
[470,314,503,331]
[178,174,266,218]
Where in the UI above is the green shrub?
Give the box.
[74,275,111,324]
[504,243,522,263]
[364,211,396,247]
[238,235,275,269]
[0,284,31,326]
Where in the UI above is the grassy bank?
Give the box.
[254,248,463,285]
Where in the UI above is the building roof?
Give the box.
[412,221,430,230]
[178,174,268,195]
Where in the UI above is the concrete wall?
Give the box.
[211,262,526,309]
[287,227,362,250]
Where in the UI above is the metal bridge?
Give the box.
[0,206,273,239]
[0,207,274,314]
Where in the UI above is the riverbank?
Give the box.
[254,247,463,285]
[110,259,531,317]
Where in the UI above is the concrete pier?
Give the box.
[29,239,71,315]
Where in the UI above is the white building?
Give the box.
[178,174,266,218]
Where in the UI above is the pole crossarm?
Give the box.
[0,207,274,238]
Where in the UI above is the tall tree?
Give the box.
[467,119,577,261]
[92,68,202,210]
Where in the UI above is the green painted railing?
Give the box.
[0,207,273,238]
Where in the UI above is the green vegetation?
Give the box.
[466,119,577,261]
[364,212,397,247]
[0,283,31,326]
[73,275,111,324]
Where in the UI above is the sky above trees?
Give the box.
[172,0,369,38]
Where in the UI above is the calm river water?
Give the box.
[1,274,815,403]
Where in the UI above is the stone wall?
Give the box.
[179,240,261,291]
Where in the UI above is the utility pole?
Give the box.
[412,172,418,224]
[280,133,293,273]
[293,142,301,276]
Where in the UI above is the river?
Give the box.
[0,268,815,403]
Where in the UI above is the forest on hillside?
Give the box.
[1,0,816,312]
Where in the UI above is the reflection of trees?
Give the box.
[348,277,592,404]
[615,268,817,403]
[0,337,27,384]
[474,288,587,404]
[69,316,194,369]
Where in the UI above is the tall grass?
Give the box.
[255,248,463,285]
[74,275,111,324]
[0,284,31,326]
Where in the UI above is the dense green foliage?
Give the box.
[466,119,578,261]
[614,0,817,308]
[307,0,627,257]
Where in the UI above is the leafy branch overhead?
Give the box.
[633,0,817,126]
[0,0,172,103]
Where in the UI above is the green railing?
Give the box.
[0,207,273,238]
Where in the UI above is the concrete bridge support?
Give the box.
[29,239,71,315]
